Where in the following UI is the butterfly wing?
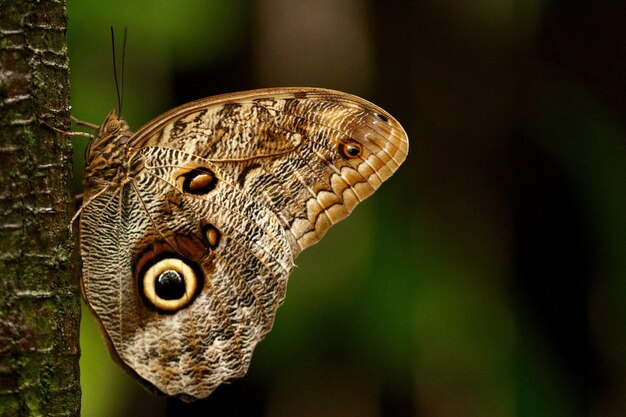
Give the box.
[80,88,408,401]
[133,88,409,253]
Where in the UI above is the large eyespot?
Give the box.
[338,141,363,159]
[141,257,201,312]
[178,167,218,195]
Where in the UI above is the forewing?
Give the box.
[133,88,409,253]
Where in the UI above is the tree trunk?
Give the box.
[0,1,80,416]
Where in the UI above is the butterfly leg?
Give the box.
[71,116,100,130]
[40,113,97,139]
[42,121,95,139]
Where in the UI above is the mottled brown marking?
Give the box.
[174,234,210,261]
[237,162,262,188]
[162,189,183,215]
[79,87,408,402]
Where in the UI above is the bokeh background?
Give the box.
[66,1,626,416]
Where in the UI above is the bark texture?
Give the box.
[0,1,80,416]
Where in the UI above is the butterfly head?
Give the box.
[83,109,136,187]
[97,109,131,138]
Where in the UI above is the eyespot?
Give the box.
[202,223,221,250]
[178,167,218,195]
[339,141,363,159]
[374,112,389,122]
[141,257,200,312]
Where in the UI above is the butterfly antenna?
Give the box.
[120,27,127,117]
[110,26,123,117]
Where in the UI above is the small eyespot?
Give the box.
[339,141,363,159]
[179,167,218,195]
[374,112,389,122]
[290,133,302,147]
[141,258,200,312]
[202,223,221,250]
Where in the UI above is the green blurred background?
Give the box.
[66,1,626,416]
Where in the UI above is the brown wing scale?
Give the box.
[79,87,408,401]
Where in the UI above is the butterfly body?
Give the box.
[79,87,408,401]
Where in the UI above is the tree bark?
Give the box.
[0,1,80,416]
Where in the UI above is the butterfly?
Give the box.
[77,87,408,401]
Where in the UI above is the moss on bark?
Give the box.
[0,1,80,416]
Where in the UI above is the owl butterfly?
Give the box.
[79,87,408,401]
